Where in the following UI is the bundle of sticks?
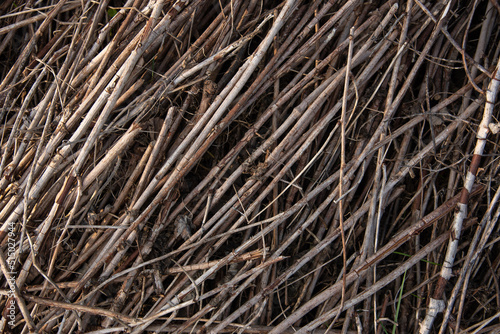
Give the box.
[1,0,499,333]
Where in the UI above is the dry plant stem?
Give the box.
[0,0,68,93]
[163,250,269,276]
[0,67,47,178]
[439,185,500,334]
[270,184,482,334]
[4,72,52,183]
[0,1,497,332]
[6,64,73,185]
[207,102,344,255]
[0,2,79,36]
[135,5,227,96]
[87,245,283,326]
[41,175,83,297]
[167,0,296,179]
[22,293,138,326]
[62,123,143,206]
[385,0,411,112]
[360,150,384,333]
[76,234,281,306]
[460,0,487,95]
[145,153,312,330]
[142,323,353,334]
[165,4,394,232]
[97,85,247,288]
[366,3,452,195]
[460,0,495,108]
[15,153,77,288]
[198,265,266,333]
[196,126,344,319]
[202,5,397,234]
[119,60,245,213]
[101,206,171,328]
[171,266,252,334]
[165,83,213,159]
[81,0,298,296]
[127,89,482,331]
[19,36,84,172]
[262,6,396,161]
[273,5,380,85]
[42,5,175,175]
[361,2,411,326]
[46,127,140,275]
[214,188,404,334]
[0,83,111,233]
[420,58,500,333]
[413,0,490,77]
[54,140,151,282]
[264,94,483,329]
[175,59,315,230]
[112,144,153,214]
[87,0,143,94]
[295,220,476,334]
[150,183,320,332]
[269,0,357,78]
[334,25,354,328]
[75,0,136,72]
[171,15,274,87]
[131,108,174,205]
[57,7,199,286]
[69,0,164,181]
[72,0,174,90]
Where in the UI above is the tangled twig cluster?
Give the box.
[0,1,499,333]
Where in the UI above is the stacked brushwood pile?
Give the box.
[1,0,500,333]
